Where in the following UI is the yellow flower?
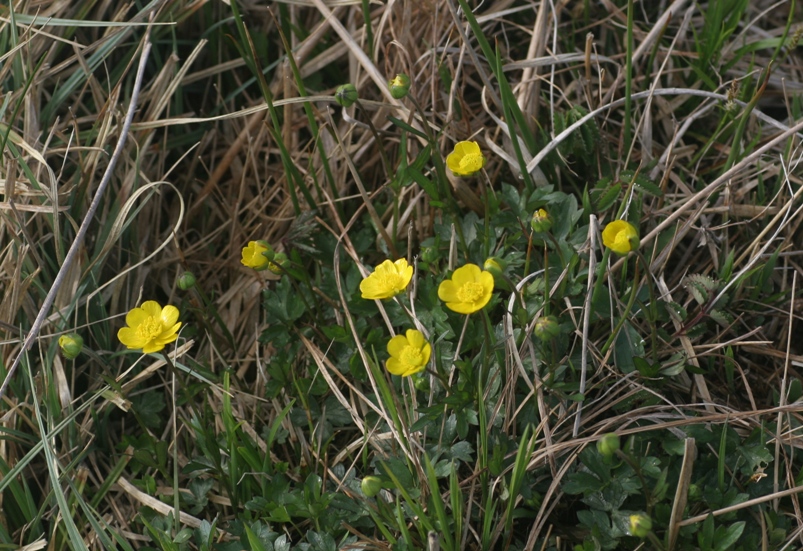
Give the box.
[438,263,494,314]
[117,301,181,354]
[602,220,640,255]
[360,259,413,300]
[241,240,274,271]
[446,141,485,176]
[386,329,431,377]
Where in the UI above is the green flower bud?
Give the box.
[533,315,560,342]
[177,271,196,291]
[628,513,652,538]
[59,333,83,360]
[483,257,505,278]
[421,246,439,264]
[596,433,620,458]
[389,74,411,99]
[530,208,552,233]
[361,476,383,497]
[335,83,358,108]
[268,252,288,274]
[413,372,430,392]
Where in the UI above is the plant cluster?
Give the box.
[1,1,802,551]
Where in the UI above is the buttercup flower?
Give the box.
[386,329,431,377]
[446,141,485,177]
[602,220,640,255]
[360,259,413,300]
[241,240,274,271]
[438,263,494,314]
[117,301,182,354]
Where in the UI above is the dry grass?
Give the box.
[1,0,802,549]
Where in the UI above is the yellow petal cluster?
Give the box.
[360,259,413,300]
[446,141,485,177]
[602,220,640,255]
[241,240,274,271]
[438,264,494,314]
[386,329,431,377]
[117,301,181,354]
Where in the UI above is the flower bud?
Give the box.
[335,83,358,108]
[177,271,196,291]
[268,252,288,274]
[421,246,439,264]
[413,372,430,392]
[534,315,560,342]
[628,513,652,538]
[483,257,505,278]
[596,433,620,458]
[530,208,552,233]
[361,476,383,498]
[59,333,83,360]
[389,74,411,99]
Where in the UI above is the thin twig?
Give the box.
[0,36,153,401]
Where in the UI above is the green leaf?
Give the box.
[563,472,605,495]
[713,521,745,551]
[699,514,715,551]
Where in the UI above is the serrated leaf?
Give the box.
[709,309,734,327]
[665,300,687,322]
[688,283,708,305]
[686,273,719,292]
[685,323,708,339]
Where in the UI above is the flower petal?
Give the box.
[141,341,165,354]
[452,264,481,287]
[360,276,391,300]
[446,152,462,174]
[125,307,149,328]
[438,280,458,302]
[118,327,147,349]
[455,141,476,156]
[386,357,404,376]
[387,334,409,357]
[406,329,424,349]
[460,153,484,174]
[479,271,495,293]
[421,342,432,365]
[161,305,180,327]
[375,259,396,274]
[445,299,480,315]
[140,301,162,318]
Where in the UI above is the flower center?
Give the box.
[400,345,423,367]
[457,281,485,304]
[459,153,483,173]
[379,272,404,291]
[136,316,163,341]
